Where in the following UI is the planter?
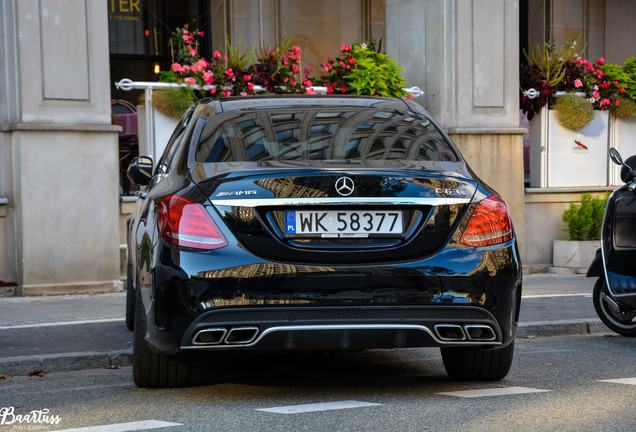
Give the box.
[552,239,600,272]
[609,116,636,185]
[136,104,179,164]
[529,107,609,188]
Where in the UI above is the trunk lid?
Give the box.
[192,161,477,264]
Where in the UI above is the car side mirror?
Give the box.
[127,156,153,186]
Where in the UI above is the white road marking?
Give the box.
[256,400,382,414]
[599,377,636,385]
[55,420,182,432]
[522,293,592,299]
[437,386,551,398]
[0,318,124,330]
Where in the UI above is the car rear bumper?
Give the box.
[144,243,522,355]
[178,305,504,351]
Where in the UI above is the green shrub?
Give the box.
[561,192,609,240]
[610,94,636,120]
[555,93,594,130]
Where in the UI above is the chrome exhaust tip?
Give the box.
[434,324,466,341]
[192,328,227,345]
[225,326,259,344]
[463,325,496,341]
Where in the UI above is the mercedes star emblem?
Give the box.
[335,176,355,196]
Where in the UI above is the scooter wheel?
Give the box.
[593,278,636,336]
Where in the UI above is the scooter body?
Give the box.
[586,148,636,336]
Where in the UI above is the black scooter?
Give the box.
[587,148,636,336]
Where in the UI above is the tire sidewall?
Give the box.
[593,277,636,336]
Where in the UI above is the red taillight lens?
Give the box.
[460,195,513,247]
[157,195,228,250]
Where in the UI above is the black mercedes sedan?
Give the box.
[125,95,522,388]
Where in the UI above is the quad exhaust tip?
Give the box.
[192,326,260,346]
[192,328,227,345]
[225,326,259,344]
[434,324,496,342]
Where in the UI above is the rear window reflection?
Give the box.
[195,107,458,163]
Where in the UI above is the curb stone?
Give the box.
[0,349,133,377]
[517,319,607,337]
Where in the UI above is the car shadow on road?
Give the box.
[187,348,452,391]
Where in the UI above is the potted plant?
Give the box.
[553,192,608,272]
[521,41,628,187]
[603,57,636,184]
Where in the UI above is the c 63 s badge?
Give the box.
[435,188,466,196]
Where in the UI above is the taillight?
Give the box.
[460,194,513,247]
[157,195,228,250]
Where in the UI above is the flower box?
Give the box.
[137,104,179,163]
[529,107,609,188]
[553,239,600,272]
[609,117,636,185]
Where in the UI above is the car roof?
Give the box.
[210,94,412,113]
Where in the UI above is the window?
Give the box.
[194,105,459,164]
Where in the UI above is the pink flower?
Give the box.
[243,74,251,81]
[171,63,183,72]
[292,65,299,73]
[225,68,234,77]
[305,87,316,95]
[291,81,297,87]
[222,90,231,97]
[587,64,595,71]
[184,77,196,86]
[574,79,583,88]
[303,80,312,87]
[620,88,627,93]
[182,65,191,72]
[199,31,204,36]
[202,71,214,84]
[189,47,197,56]
[247,82,255,91]
[406,94,414,101]
[191,59,207,73]
[598,57,605,65]
[240,91,247,96]
[213,51,222,60]
[616,99,620,106]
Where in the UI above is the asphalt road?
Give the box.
[1,334,635,431]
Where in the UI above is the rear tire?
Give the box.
[441,341,514,381]
[132,292,191,388]
[593,278,636,336]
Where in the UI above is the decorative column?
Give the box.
[0,0,121,295]
[386,0,526,256]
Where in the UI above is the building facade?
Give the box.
[2,0,634,294]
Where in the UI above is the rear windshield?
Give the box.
[194,105,459,163]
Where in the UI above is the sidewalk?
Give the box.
[0,274,607,376]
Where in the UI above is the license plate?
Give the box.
[285,210,403,237]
